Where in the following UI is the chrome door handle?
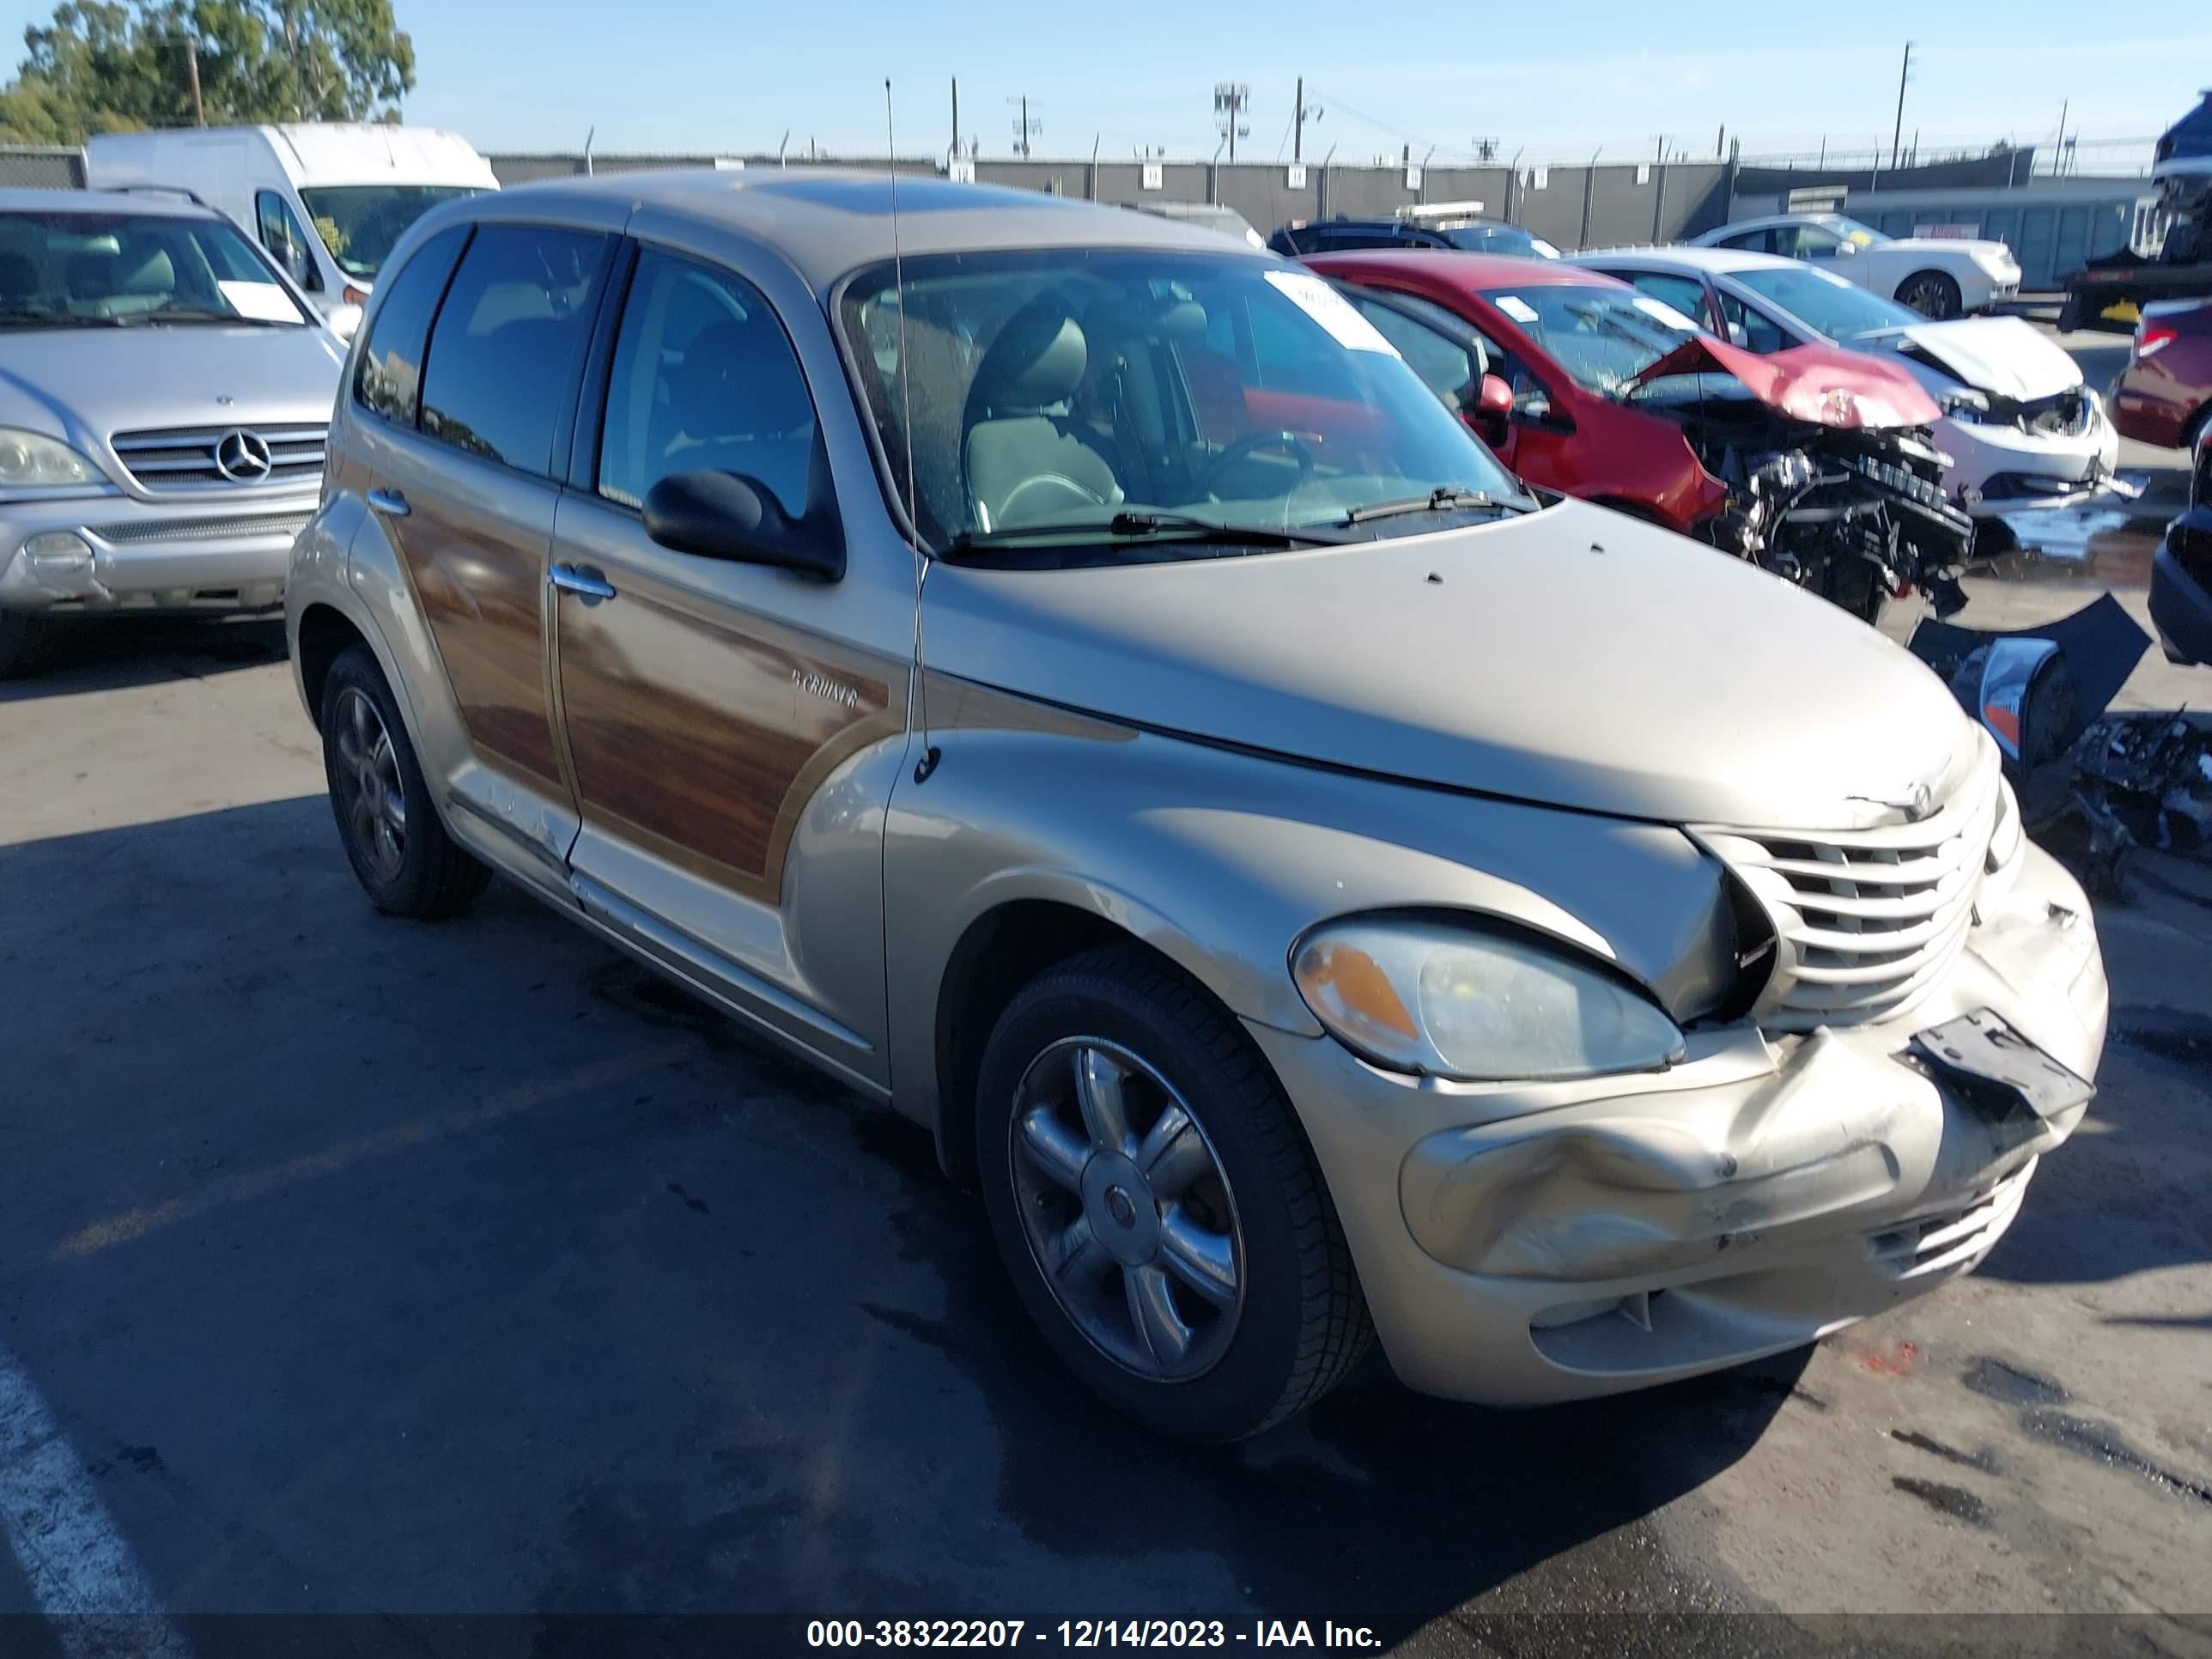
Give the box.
[366,487,410,518]
[550,562,617,605]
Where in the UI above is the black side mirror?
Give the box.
[642,470,844,580]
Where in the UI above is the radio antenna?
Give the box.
[887,77,940,784]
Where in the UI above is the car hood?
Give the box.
[1869,238,2013,266]
[1627,333,1942,428]
[0,324,344,448]
[924,497,1977,833]
[1850,316,2083,403]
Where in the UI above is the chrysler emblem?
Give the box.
[213,428,273,483]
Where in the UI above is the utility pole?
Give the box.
[1008,96,1042,158]
[1294,77,1303,163]
[951,78,959,159]
[1213,82,1251,164]
[183,33,204,125]
[1890,41,1915,171]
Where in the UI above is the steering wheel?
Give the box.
[1200,430,1318,499]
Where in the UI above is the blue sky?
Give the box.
[5,0,2204,164]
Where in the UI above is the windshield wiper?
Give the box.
[130,307,294,327]
[1338,486,1534,526]
[946,509,1339,558]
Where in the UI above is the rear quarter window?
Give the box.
[353,224,469,426]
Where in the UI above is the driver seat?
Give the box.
[962,297,1122,531]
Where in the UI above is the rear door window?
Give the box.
[418,224,612,476]
[354,224,468,426]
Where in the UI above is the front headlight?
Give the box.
[1291,918,1687,1082]
[0,428,105,490]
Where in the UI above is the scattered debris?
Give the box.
[2069,711,2212,859]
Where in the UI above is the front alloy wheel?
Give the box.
[1010,1038,1244,1381]
[975,945,1371,1442]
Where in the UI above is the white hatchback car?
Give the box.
[1692,213,2021,319]
[1574,245,2127,544]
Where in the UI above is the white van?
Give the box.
[85,125,497,331]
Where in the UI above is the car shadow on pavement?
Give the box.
[0,798,1800,1638]
[0,615,288,703]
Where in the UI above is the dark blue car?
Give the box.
[2153,424,2212,666]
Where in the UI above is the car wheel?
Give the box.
[0,611,48,680]
[1897,270,1963,319]
[975,944,1372,1442]
[319,645,491,919]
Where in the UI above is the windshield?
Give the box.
[1475,283,1699,395]
[837,247,1527,558]
[0,209,308,328]
[1733,266,1920,339]
[1441,224,1560,258]
[299,185,483,281]
[1821,216,1891,246]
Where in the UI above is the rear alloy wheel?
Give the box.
[976,945,1371,1442]
[1897,270,1963,319]
[319,646,491,920]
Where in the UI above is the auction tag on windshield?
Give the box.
[1493,294,1540,325]
[217,281,301,323]
[1264,270,1401,355]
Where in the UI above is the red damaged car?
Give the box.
[1305,250,1975,621]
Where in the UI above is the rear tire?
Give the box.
[1897,270,1963,319]
[975,944,1372,1443]
[319,645,491,920]
[0,611,48,680]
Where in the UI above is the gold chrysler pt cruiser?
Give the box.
[288,172,2108,1442]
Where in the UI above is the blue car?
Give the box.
[2153,424,2212,666]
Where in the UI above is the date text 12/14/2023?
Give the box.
[805,1620,1383,1649]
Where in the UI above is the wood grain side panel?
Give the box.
[558,574,902,902]
[395,504,563,786]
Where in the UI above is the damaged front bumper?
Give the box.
[1948,394,2138,536]
[1252,842,2106,1407]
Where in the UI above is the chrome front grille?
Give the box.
[1695,742,2005,1031]
[110,424,326,493]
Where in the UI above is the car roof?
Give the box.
[468,169,1259,290]
[0,187,219,221]
[1304,248,1624,289]
[1573,244,1798,276]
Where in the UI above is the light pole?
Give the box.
[1891,42,1915,172]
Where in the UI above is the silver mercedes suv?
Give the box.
[287,173,2108,1443]
[0,189,349,676]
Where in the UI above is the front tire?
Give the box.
[319,645,491,920]
[975,945,1371,1442]
[1897,270,1963,319]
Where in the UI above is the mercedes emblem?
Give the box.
[213,428,274,483]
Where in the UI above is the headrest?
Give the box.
[1083,297,1208,342]
[0,252,35,296]
[119,249,175,295]
[970,296,1087,413]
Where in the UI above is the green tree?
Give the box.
[0,0,414,145]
